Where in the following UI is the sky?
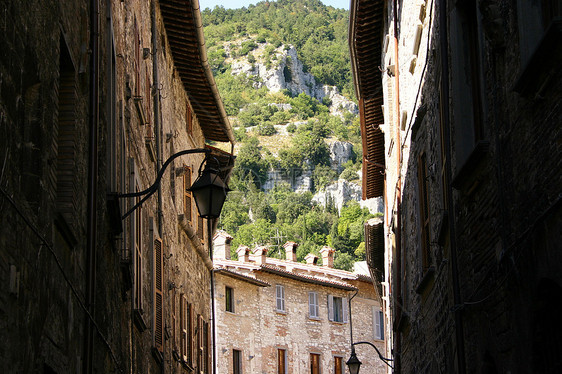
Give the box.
[198,0,350,11]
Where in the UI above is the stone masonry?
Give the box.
[213,231,388,374]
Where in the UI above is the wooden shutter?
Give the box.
[278,349,286,374]
[276,285,285,311]
[310,353,320,374]
[309,292,318,318]
[327,295,334,321]
[198,315,204,371]
[183,165,192,223]
[335,356,343,374]
[180,294,188,361]
[342,297,349,323]
[56,68,77,219]
[154,238,164,352]
[130,159,143,312]
[190,304,196,366]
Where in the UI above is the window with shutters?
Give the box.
[278,349,287,374]
[373,306,384,340]
[226,286,235,313]
[308,291,319,319]
[153,237,164,352]
[56,36,78,227]
[233,349,242,374]
[334,356,344,374]
[183,165,192,223]
[276,285,285,312]
[310,353,321,374]
[130,159,146,331]
[180,294,193,366]
[327,295,348,323]
[418,152,431,272]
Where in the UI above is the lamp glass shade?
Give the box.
[346,351,362,374]
[189,168,231,219]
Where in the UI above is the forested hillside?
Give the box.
[202,0,381,270]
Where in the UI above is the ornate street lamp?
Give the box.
[109,148,231,225]
[346,347,362,374]
[188,162,231,219]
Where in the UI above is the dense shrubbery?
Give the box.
[202,0,354,97]
[204,0,375,270]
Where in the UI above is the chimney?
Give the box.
[252,246,268,265]
[236,245,250,262]
[283,241,298,262]
[213,230,233,260]
[320,246,335,268]
[305,253,319,266]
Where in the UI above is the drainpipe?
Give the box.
[438,0,467,373]
[84,0,99,373]
[151,5,165,374]
[392,0,402,372]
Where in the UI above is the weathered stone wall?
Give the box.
[214,256,387,374]
[0,0,221,373]
[0,1,91,372]
[379,0,562,372]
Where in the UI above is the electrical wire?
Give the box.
[0,186,125,374]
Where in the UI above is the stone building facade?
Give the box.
[351,0,562,373]
[0,1,234,373]
[212,232,387,374]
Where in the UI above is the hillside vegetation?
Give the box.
[202,0,379,271]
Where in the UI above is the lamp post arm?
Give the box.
[118,148,211,220]
[352,341,394,369]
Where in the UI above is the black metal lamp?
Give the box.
[188,163,231,219]
[346,348,362,374]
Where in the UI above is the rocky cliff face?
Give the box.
[312,179,383,214]
[230,42,358,118]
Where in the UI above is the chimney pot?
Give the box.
[320,246,335,268]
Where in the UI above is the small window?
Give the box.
[226,286,235,313]
[278,349,287,374]
[276,285,285,312]
[373,306,384,340]
[310,353,321,374]
[328,295,348,323]
[233,349,242,374]
[334,356,344,374]
[308,291,319,319]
